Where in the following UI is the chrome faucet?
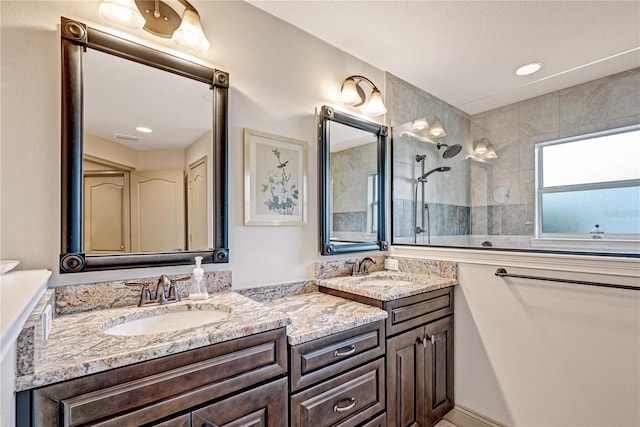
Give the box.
[126,275,190,306]
[345,257,377,276]
[358,257,376,275]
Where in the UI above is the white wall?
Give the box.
[393,247,640,427]
[0,1,385,287]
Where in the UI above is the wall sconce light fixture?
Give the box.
[338,75,387,116]
[472,137,498,160]
[99,0,211,52]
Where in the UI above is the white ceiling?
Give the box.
[84,48,212,150]
[247,1,640,115]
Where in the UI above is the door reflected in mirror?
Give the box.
[329,121,379,242]
[83,49,213,254]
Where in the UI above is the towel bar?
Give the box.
[495,267,639,291]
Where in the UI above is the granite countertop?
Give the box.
[16,268,452,391]
[318,271,458,301]
[15,291,291,391]
[260,292,387,346]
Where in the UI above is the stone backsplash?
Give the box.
[314,256,456,280]
[313,256,386,279]
[236,280,318,302]
[55,271,232,315]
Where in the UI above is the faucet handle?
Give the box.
[166,275,191,301]
[125,281,152,306]
[344,260,359,276]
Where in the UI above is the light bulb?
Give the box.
[172,8,211,52]
[99,0,145,29]
[338,78,362,106]
[364,88,387,116]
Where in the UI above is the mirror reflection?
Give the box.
[83,49,212,254]
[329,121,379,242]
[319,105,387,256]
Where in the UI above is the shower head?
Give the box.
[437,143,462,159]
[417,166,451,182]
[415,154,427,162]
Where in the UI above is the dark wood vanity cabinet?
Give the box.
[387,315,454,427]
[16,328,288,427]
[320,286,455,427]
[289,321,387,427]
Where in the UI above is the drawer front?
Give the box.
[290,321,385,392]
[192,377,287,427]
[387,288,453,336]
[53,328,287,427]
[358,412,386,427]
[291,358,385,427]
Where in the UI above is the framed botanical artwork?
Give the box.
[244,128,307,226]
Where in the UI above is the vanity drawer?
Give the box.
[290,321,385,392]
[30,328,287,427]
[359,412,387,427]
[386,288,453,336]
[290,358,385,427]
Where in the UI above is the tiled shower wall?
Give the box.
[388,68,640,248]
[331,141,377,239]
[386,72,471,243]
[469,68,640,247]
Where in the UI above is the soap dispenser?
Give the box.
[188,256,209,300]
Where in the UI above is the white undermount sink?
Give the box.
[103,309,229,336]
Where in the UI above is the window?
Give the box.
[367,173,379,233]
[536,125,640,239]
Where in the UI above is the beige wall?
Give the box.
[0,1,384,288]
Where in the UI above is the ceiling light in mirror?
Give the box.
[136,126,152,133]
[515,62,544,76]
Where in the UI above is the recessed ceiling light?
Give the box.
[514,62,544,76]
[136,126,152,133]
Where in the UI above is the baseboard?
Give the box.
[443,404,508,427]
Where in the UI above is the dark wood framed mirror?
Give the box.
[319,105,388,255]
[59,17,228,273]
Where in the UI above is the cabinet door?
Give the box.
[424,316,454,425]
[386,327,425,427]
[192,377,287,427]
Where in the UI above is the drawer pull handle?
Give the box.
[333,397,356,412]
[334,345,356,357]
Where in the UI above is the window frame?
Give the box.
[535,124,640,240]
